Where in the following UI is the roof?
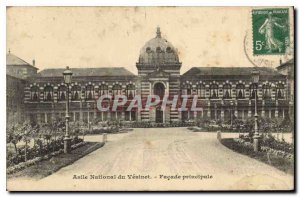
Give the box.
[37,67,136,77]
[277,58,294,70]
[182,67,283,77]
[138,27,179,64]
[6,53,37,69]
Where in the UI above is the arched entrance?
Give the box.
[154,82,165,98]
[155,107,163,123]
[153,82,165,123]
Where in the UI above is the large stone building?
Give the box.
[276,58,294,120]
[7,28,291,124]
[6,51,38,123]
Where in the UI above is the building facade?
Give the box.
[6,52,38,123]
[9,28,290,124]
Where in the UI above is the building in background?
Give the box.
[7,28,290,124]
[6,51,38,123]
[276,58,294,111]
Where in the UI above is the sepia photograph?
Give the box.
[6,6,295,191]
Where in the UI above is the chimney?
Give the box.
[32,59,35,67]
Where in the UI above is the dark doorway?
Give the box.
[156,108,163,123]
[154,83,165,98]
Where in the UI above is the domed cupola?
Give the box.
[138,27,180,66]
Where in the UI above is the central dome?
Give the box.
[138,27,179,65]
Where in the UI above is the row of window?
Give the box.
[29,111,137,124]
[30,84,136,101]
[182,108,288,121]
[29,83,285,102]
[181,83,285,99]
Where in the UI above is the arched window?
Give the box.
[166,47,172,53]
[112,84,122,96]
[196,84,206,98]
[262,84,271,99]
[154,83,165,98]
[30,86,39,101]
[276,83,284,99]
[85,84,94,100]
[249,83,258,99]
[236,84,245,99]
[156,47,162,53]
[71,85,81,100]
[223,84,231,99]
[44,85,53,101]
[58,85,67,101]
[210,84,218,99]
[182,83,192,95]
[146,47,151,53]
[99,84,108,96]
[126,84,135,99]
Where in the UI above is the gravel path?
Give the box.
[7,128,293,191]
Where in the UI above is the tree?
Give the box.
[39,123,53,153]
[69,121,87,142]
[20,121,37,161]
[49,118,65,151]
[7,122,22,155]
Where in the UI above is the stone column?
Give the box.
[234,100,238,117]
[261,100,265,117]
[121,111,125,120]
[207,101,211,118]
[178,110,182,121]
[275,100,279,118]
[37,113,42,123]
[79,101,83,121]
[137,109,141,122]
[242,110,245,120]
[248,100,252,117]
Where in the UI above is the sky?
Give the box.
[7,7,294,74]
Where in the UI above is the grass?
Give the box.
[221,138,294,175]
[7,142,105,180]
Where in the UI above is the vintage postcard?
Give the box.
[6,6,294,191]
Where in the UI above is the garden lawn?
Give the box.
[221,138,294,175]
[7,142,104,180]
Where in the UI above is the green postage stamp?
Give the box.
[252,8,289,55]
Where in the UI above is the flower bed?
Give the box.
[221,138,294,174]
[123,121,196,128]
[233,138,293,158]
[7,141,87,175]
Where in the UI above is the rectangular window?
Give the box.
[271,110,275,118]
[189,111,195,120]
[125,111,130,121]
[182,111,188,121]
[83,112,88,123]
[278,109,283,118]
[69,112,74,122]
[238,110,243,119]
[103,112,108,121]
[196,111,202,119]
[46,113,52,123]
[211,110,216,120]
[40,113,45,123]
[75,112,80,121]
[88,112,94,123]
[131,111,136,121]
[203,110,208,118]
[111,112,116,121]
[117,111,122,120]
